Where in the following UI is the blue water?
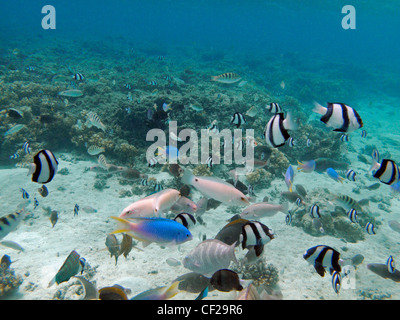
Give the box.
[0,0,400,302]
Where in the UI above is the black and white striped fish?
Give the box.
[387,255,395,274]
[295,198,302,206]
[310,204,321,218]
[287,137,295,147]
[146,80,158,86]
[347,208,358,223]
[285,212,292,225]
[361,130,367,138]
[9,153,19,159]
[148,157,158,167]
[33,197,39,210]
[372,149,380,162]
[365,222,376,234]
[303,245,342,277]
[306,139,312,147]
[206,156,213,169]
[72,73,85,81]
[124,83,132,90]
[266,102,283,114]
[313,102,363,133]
[263,113,297,148]
[340,134,349,142]
[163,75,173,81]
[345,169,356,181]
[371,159,399,185]
[174,213,196,230]
[154,183,163,192]
[28,150,58,184]
[20,188,29,199]
[240,221,274,257]
[332,271,341,294]
[0,210,27,241]
[140,178,148,186]
[23,141,30,154]
[230,112,246,128]
[74,204,79,216]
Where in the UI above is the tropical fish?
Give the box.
[152,188,181,215]
[183,239,238,275]
[211,72,242,84]
[347,209,358,223]
[240,220,274,256]
[74,204,79,216]
[365,222,376,235]
[387,256,395,274]
[310,204,321,218]
[0,210,27,240]
[188,104,203,112]
[87,146,105,156]
[174,272,213,293]
[50,210,58,227]
[340,134,349,142]
[173,213,196,230]
[245,106,257,117]
[345,169,356,181]
[263,113,297,148]
[240,202,288,219]
[287,137,295,147]
[28,150,58,184]
[210,269,244,292]
[48,250,86,287]
[284,165,294,192]
[361,130,367,138]
[312,102,363,133]
[181,169,249,206]
[20,188,29,199]
[170,196,197,214]
[72,73,85,81]
[306,139,312,147]
[266,102,282,114]
[82,206,97,213]
[4,124,25,136]
[0,240,24,252]
[99,285,129,300]
[162,102,172,112]
[9,153,19,159]
[148,157,158,167]
[105,234,120,265]
[214,218,249,246]
[23,141,30,154]
[326,168,344,183]
[131,281,180,300]
[111,216,192,246]
[332,271,341,294]
[334,194,363,212]
[120,193,159,218]
[303,245,342,277]
[85,112,106,132]
[58,89,83,97]
[370,159,399,185]
[230,112,246,128]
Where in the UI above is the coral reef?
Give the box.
[0,261,23,297]
[232,259,279,289]
[245,168,273,188]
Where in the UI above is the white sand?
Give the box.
[0,143,400,300]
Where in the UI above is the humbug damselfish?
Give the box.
[28,149,59,184]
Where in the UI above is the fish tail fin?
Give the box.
[181,169,194,185]
[110,216,132,234]
[283,112,298,131]
[312,101,326,115]
[164,281,181,300]
[230,241,238,265]
[369,160,380,172]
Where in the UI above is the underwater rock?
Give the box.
[232,259,279,289]
[245,169,273,188]
[0,257,23,297]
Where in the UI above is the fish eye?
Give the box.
[195,178,198,182]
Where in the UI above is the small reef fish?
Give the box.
[48,250,86,287]
[240,202,288,219]
[387,256,395,274]
[162,102,172,112]
[99,285,129,300]
[264,112,297,148]
[85,112,106,132]
[0,240,24,252]
[58,89,83,97]
[131,281,180,300]
[148,157,158,167]
[361,130,367,138]
[284,165,294,192]
[9,153,19,159]
[4,124,25,136]
[230,112,246,128]
[174,272,213,294]
[181,169,249,206]
[340,134,349,142]
[195,286,209,300]
[266,102,282,114]
[0,210,27,240]
[50,210,58,227]
[173,213,196,230]
[365,222,376,235]
[87,146,105,156]
[303,245,342,277]
[326,168,344,183]
[105,234,120,265]
[111,216,192,246]
[74,204,79,216]
[372,149,380,162]
[28,150,58,184]
[82,206,97,213]
[20,188,29,199]
[211,72,242,84]
[285,212,292,225]
[332,271,341,294]
[33,197,39,210]
[370,158,399,185]
[245,106,257,117]
[367,263,400,282]
[347,209,358,223]
[214,218,248,246]
[166,258,181,267]
[306,139,312,147]
[23,141,30,154]
[310,204,321,218]
[313,102,363,133]
[345,169,356,181]
[188,104,203,112]
[240,220,274,256]
[72,73,85,81]
[170,196,197,214]
[120,193,160,218]
[334,194,363,212]
[297,160,316,173]
[152,188,181,216]
[210,269,244,292]
[287,137,295,147]
[182,239,238,275]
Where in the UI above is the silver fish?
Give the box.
[4,124,25,136]
[0,210,27,241]
[182,239,238,275]
[58,89,83,97]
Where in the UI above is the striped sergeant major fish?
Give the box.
[345,169,356,181]
[370,158,400,186]
[210,72,242,84]
[264,113,297,148]
[230,112,246,128]
[313,102,363,133]
[266,102,283,114]
[334,194,363,212]
[303,245,343,277]
[0,210,28,241]
[387,256,395,274]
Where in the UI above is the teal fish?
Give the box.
[4,124,25,136]
[48,250,86,287]
[131,281,180,300]
[58,89,83,97]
